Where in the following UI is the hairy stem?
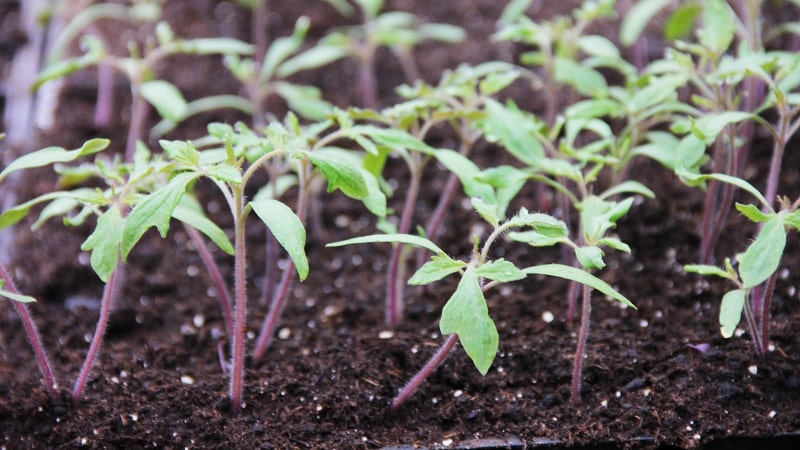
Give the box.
[72,261,122,402]
[571,283,592,403]
[391,333,459,409]
[229,190,247,416]
[0,263,58,400]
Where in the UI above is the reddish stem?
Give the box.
[0,263,59,399]
[229,193,247,416]
[72,262,122,402]
[386,166,422,326]
[571,284,591,403]
[391,333,458,409]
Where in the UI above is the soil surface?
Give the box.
[2,1,800,449]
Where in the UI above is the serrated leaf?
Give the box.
[327,233,445,256]
[0,191,83,229]
[523,263,635,308]
[251,199,309,280]
[692,111,754,143]
[0,139,110,181]
[439,266,498,375]
[476,259,525,283]
[140,80,188,122]
[160,139,200,166]
[738,217,786,288]
[81,206,123,282]
[720,289,746,338]
[408,256,465,285]
[122,172,197,258]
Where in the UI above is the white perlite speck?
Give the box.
[180,375,194,385]
[542,311,555,323]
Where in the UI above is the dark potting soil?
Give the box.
[2,1,800,449]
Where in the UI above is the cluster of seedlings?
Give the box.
[1,0,799,419]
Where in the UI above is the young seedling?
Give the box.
[305,0,465,108]
[338,62,525,326]
[621,0,778,264]
[682,173,799,356]
[34,3,254,160]
[329,197,634,407]
[0,139,188,401]
[130,114,389,413]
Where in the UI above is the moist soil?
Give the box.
[1,1,800,449]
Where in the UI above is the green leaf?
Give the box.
[598,237,631,253]
[0,190,87,229]
[554,57,608,98]
[575,245,606,270]
[471,196,500,227]
[81,206,123,282]
[523,263,635,308]
[620,0,672,46]
[439,266,498,375]
[677,171,772,212]
[499,0,534,23]
[273,82,334,121]
[0,286,37,303]
[699,0,736,55]
[599,180,655,200]
[408,256,465,285]
[738,216,786,288]
[735,203,772,224]
[160,139,200,166]
[434,150,496,202]
[478,99,544,166]
[122,172,197,258]
[260,16,310,82]
[476,259,526,283]
[719,289,746,338]
[664,3,702,41]
[0,139,110,182]
[363,127,435,154]
[684,264,734,280]
[277,43,350,78]
[173,37,254,56]
[140,80,188,122]
[172,200,234,256]
[327,233,445,256]
[251,199,309,281]
[578,35,620,58]
[691,111,754,143]
[308,151,368,199]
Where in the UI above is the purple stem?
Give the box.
[358,44,378,109]
[183,223,234,338]
[385,166,422,326]
[391,333,458,409]
[229,192,247,416]
[571,283,591,403]
[125,88,149,162]
[0,263,59,399]
[72,262,122,402]
[94,62,114,128]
